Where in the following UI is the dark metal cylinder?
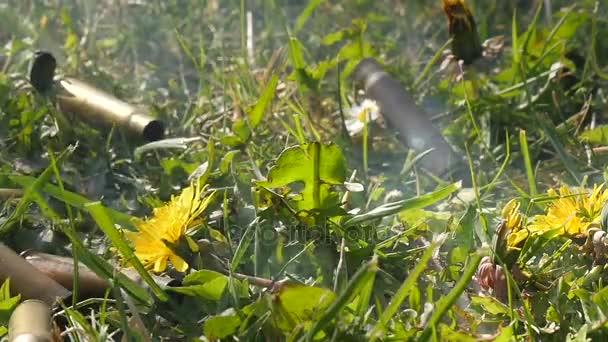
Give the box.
[354,58,459,176]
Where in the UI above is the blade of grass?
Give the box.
[412,38,452,90]
[231,217,258,272]
[481,133,511,196]
[295,0,322,33]
[86,202,168,302]
[47,146,80,307]
[343,183,461,227]
[519,129,537,196]
[60,225,153,306]
[512,9,519,66]
[419,252,482,341]
[9,175,136,229]
[368,235,445,341]
[538,116,581,183]
[307,256,378,341]
[249,74,279,129]
[0,145,75,236]
[363,115,369,178]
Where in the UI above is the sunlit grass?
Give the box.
[0,0,607,340]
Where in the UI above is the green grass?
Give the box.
[1,0,608,340]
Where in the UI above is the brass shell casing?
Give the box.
[57,77,164,141]
[0,243,70,304]
[23,251,176,298]
[8,300,52,342]
[29,51,165,142]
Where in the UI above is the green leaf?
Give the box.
[287,36,319,92]
[258,142,347,211]
[233,120,251,142]
[518,227,562,265]
[0,279,20,323]
[220,135,246,148]
[168,270,229,301]
[274,284,335,333]
[133,137,201,160]
[579,125,608,145]
[471,295,510,315]
[439,324,479,342]
[420,252,483,341]
[231,218,257,272]
[344,182,461,227]
[204,309,242,339]
[220,150,240,174]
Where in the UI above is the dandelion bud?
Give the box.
[442,0,483,65]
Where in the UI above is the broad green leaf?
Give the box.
[579,125,608,145]
[220,150,240,174]
[573,289,603,325]
[258,142,347,211]
[399,209,450,228]
[0,279,20,323]
[471,295,510,315]
[439,324,478,342]
[274,284,335,334]
[220,135,246,148]
[287,36,319,91]
[233,120,251,142]
[204,309,242,339]
[168,270,229,301]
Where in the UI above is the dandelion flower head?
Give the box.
[529,184,608,237]
[124,181,215,273]
[500,199,529,248]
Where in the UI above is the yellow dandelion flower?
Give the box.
[124,181,215,273]
[529,184,608,237]
[501,199,529,248]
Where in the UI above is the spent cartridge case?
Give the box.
[354,58,460,177]
[57,77,165,141]
[8,300,53,342]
